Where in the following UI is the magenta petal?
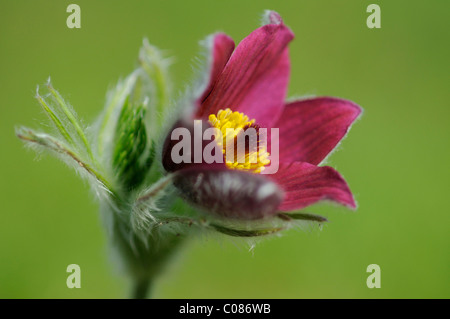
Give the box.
[196,33,235,105]
[173,166,284,220]
[274,97,362,165]
[197,14,294,127]
[269,162,356,211]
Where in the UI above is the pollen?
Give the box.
[208,108,270,173]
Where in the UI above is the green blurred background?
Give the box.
[0,0,448,298]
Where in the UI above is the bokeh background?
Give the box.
[0,0,448,298]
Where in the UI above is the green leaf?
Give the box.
[16,127,115,196]
[97,73,139,157]
[46,81,93,159]
[35,91,75,147]
[278,212,328,223]
[139,38,171,118]
[209,223,283,237]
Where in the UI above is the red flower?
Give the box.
[163,11,362,220]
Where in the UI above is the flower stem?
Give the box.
[132,278,152,299]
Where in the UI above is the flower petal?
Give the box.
[197,12,294,127]
[173,166,284,220]
[162,118,226,173]
[274,97,362,165]
[269,162,356,211]
[196,33,235,105]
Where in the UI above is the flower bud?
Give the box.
[113,98,154,191]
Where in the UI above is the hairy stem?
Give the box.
[132,278,152,299]
[106,204,184,299]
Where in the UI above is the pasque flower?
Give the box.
[16,10,361,298]
[163,11,362,220]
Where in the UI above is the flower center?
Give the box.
[208,108,270,173]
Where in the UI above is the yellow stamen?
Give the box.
[208,108,270,173]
